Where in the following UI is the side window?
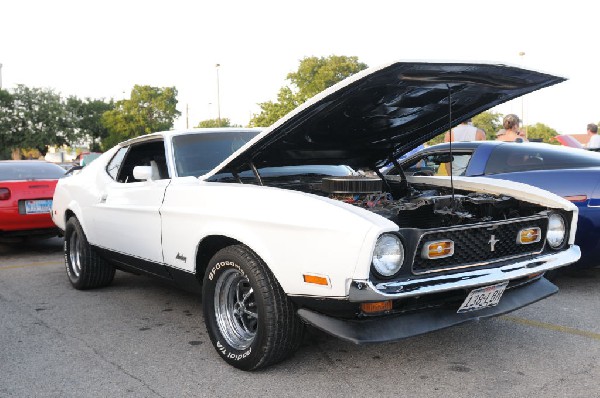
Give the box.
[114,140,170,183]
[485,147,545,174]
[441,154,473,176]
[106,147,128,180]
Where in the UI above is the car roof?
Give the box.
[119,128,263,147]
[426,140,596,154]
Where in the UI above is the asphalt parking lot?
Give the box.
[1,238,599,398]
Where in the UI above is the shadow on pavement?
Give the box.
[0,236,64,256]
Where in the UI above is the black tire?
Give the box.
[64,217,115,290]
[202,245,304,370]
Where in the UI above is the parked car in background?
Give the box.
[57,163,75,171]
[52,61,580,370]
[388,141,600,268]
[0,161,65,242]
[77,152,102,167]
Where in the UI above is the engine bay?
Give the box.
[262,174,546,229]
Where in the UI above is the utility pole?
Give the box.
[0,63,3,89]
[216,64,221,126]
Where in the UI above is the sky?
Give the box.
[1,0,599,135]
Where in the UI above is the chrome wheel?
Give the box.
[64,217,115,290]
[203,245,304,370]
[69,230,82,278]
[214,268,257,350]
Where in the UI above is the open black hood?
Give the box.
[214,61,565,173]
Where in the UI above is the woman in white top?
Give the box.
[444,120,486,142]
[441,119,485,176]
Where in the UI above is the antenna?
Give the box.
[446,85,455,207]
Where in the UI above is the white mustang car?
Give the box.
[52,61,580,370]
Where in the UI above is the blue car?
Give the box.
[389,141,600,269]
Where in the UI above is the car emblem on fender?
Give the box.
[488,235,500,252]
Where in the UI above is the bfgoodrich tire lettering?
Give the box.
[64,217,115,290]
[203,245,304,370]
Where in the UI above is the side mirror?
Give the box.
[133,166,153,181]
[431,154,454,164]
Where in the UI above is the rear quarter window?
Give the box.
[484,145,600,175]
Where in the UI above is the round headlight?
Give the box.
[372,234,404,277]
[547,213,566,249]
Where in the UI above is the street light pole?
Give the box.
[215,63,221,126]
[518,52,526,136]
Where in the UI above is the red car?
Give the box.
[0,160,65,241]
[554,134,584,149]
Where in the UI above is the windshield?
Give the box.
[173,131,258,177]
[0,162,66,181]
[172,131,354,181]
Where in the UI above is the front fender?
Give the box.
[160,180,398,298]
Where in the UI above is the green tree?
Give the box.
[473,111,503,140]
[65,97,114,152]
[4,85,74,157]
[0,89,15,159]
[101,85,180,149]
[249,55,368,127]
[195,118,238,128]
[525,122,559,144]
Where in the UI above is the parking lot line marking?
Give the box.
[502,315,600,342]
[0,261,62,270]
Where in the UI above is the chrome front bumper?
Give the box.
[300,277,558,344]
[349,245,580,302]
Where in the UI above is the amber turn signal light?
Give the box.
[518,227,541,244]
[422,240,454,259]
[303,274,329,286]
[360,301,393,314]
[528,272,543,279]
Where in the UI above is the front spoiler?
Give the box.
[297,277,557,344]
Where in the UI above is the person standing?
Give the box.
[496,114,527,142]
[445,119,486,142]
[441,119,484,176]
[586,123,600,149]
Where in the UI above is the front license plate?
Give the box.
[457,282,508,313]
[25,199,53,214]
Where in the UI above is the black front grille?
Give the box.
[412,216,547,274]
